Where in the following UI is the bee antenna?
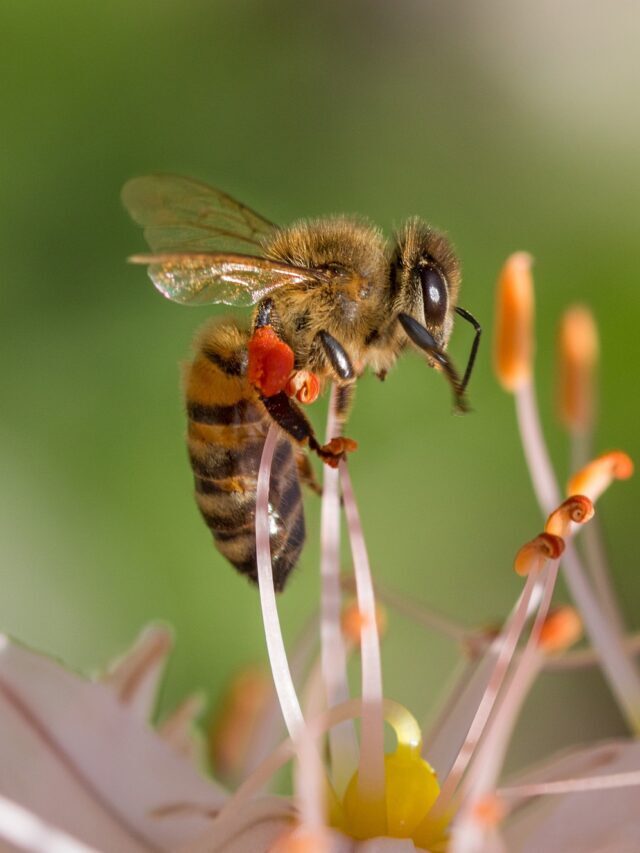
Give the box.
[398,312,469,413]
[455,306,482,395]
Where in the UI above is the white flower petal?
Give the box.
[0,635,225,852]
[101,624,173,720]
[179,795,294,853]
[0,793,101,853]
[502,739,640,852]
[158,694,206,764]
[353,838,421,852]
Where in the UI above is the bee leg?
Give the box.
[398,312,470,413]
[316,330,355,381]
[261,392,358,468]
[295,450,323,496]
[315,330,357,431]
[333,382,355,432]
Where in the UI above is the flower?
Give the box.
[1,256,639,853]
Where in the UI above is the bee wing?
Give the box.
[129,252,329,306]
[121,174,277,254]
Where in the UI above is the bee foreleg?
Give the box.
[398,312,470,414]
[316,331,355,381]
[261,391,357,468]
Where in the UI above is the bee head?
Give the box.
[389,218,461,350]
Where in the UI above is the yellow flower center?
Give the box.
[328,702,451,850]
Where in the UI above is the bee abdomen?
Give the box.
[185,319,305,591]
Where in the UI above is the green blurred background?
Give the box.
[2,0,639,774]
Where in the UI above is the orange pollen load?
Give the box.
[545,495,595,537]
[286,370,321,404]
[567,450,634,503]
[247,326,295,397]
[341,600,387,644]
[471,794,506,828]
[514,532,565,576]
[538,606,583,654]
[494,252,534,392]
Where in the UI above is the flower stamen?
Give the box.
[567,450,634,503]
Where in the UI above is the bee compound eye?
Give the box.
[420,266,448,326]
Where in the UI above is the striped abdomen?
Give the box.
[185,319,305,591]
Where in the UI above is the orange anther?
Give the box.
[471,794,506,827]
[494,252,534,392]
[545,495,594,537]
[539,606,583,654]
[567,451,634,503]
[557,305,599,433]
[247,326,295,397]
[341,600,387,644]
[514,532,564,576]
[286,370,321,404]
[208,667,271,779]
[270,829,330,853]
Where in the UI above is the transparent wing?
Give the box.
[130,252,329,306]
[121,174,277,254]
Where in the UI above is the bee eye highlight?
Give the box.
[420,266,448,326]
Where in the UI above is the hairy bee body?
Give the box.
[123,174,480,591]
[185,320,305,590]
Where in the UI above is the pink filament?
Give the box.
[434,570,539,815]
[458,562,560,811]
[215,698,403,826]
[320,386,358,792]
[499,769,640,799]
[339,461,386,815]
[515,381,640,731]
[255,424,324,833]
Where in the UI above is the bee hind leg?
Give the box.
[295,450,322,496]
[261,391,357,468]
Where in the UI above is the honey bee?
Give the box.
[122,174,481,590]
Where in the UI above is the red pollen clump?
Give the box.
[247,326,295,397]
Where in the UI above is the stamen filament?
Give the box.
[339,461,386,832]
[457,562,560,810]
[213,698,421,829]
[255,424,326,834]
[515,382,561,517]
[346,576,469,644]
[432,570,539,817]
[256,425,306,742]
[499,769,640,799]
[320,386,358,793]
[515,381,640,731]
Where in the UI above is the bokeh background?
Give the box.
[2,0,639,775]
